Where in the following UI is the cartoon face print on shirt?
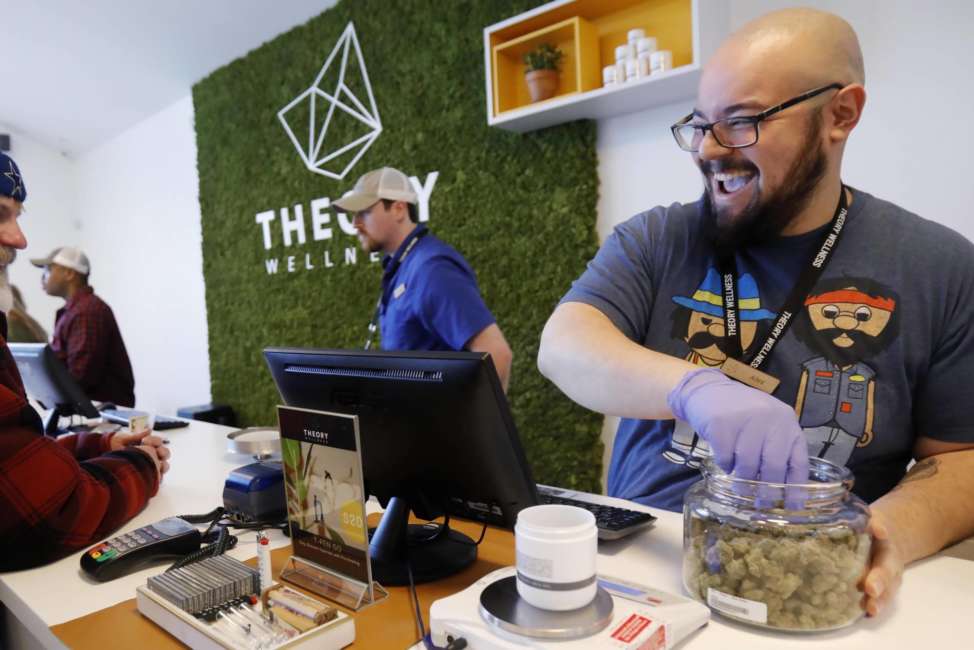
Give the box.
[792,277,900,466]
[669,268,776,366]
[663,268,776,468]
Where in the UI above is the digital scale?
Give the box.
[429,566,710,649]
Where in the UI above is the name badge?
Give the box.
[393,283,406,299]
[720,357,780,394]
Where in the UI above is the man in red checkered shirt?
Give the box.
[31,246,135,407]
[0,153,170,570]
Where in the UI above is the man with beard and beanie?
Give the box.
[333,166,513,391]
[0,152,171,570]
[538,7,974,618]
[31,245,136,407]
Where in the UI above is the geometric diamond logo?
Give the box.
[278,23,382,180]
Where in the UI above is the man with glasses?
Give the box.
[538,8,974,617]
[333,167,513,391]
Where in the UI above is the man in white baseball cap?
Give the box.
[334,167,513,391]
[31,246,136,407]
[29,245,90,275]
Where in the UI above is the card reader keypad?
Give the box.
[81,517,202,581]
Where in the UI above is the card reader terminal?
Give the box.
[80,517,202,582]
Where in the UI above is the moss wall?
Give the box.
[193,0,603,491]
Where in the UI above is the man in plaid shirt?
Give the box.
[31,246,135,407]
[0,153,170,571]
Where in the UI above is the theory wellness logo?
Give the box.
[263,21,439,277]
[254,170,437,276]
[278,22,381,180]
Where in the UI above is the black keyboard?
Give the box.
[538,486,657,541]
[100,408,190,431]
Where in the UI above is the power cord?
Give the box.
[406,559,468,650]
[410,512,490,548]
[167,524,238,570]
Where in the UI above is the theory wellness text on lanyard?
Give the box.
[717,185,849,394]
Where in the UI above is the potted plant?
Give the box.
[523,43,563,103]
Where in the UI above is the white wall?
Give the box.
[1,124,79,334]
[70,95,211,415]
[594,0,974,489]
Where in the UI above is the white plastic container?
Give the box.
[614,60,626,86]
[515,504,598,611]
[636,36,658,55]
[602,65,617,86]
[650,49,673,75]
[625,58,638,82]
[627,28,646,44]
[614,43,636,62]
[637,52,653,78]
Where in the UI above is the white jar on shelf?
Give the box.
[614,59,626,85]
[637,36,658,55]
[627,28,646,45]
[650,49,673,75]
[625,58,638,82]
[614,43,636,62]
[637,51,653,78]
[602,65,617,87]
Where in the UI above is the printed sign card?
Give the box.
[277,406,372,589]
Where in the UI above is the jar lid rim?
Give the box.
[700,456,854,491]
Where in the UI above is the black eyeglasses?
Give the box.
[670,83,843,152]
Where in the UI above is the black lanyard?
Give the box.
[718,186,849,370]
[363,226,428,350]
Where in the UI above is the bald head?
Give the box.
[704,8,863,98]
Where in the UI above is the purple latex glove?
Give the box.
[667,367,809,484]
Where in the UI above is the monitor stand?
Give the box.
[368,496,476,586]
[43,404,75,437]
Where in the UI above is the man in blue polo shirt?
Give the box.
[334,167,513,391]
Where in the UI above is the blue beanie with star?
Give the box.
[0,152,27,203]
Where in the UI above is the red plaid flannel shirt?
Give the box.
[51,286,135,407]
[0,315,158,571]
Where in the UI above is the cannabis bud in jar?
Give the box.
[683,457,871,631]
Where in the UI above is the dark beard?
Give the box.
[807,328,884,366]
[701,110,828,254]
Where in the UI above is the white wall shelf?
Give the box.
[483,0,728,133]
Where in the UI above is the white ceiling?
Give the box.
[3,0,337,156]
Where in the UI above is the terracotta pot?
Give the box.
[525,69,559,103]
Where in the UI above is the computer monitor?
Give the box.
[263,347,540,585]
[9,343,100,436]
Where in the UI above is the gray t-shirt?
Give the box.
[563,187,974,511]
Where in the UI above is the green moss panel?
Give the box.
[193,0,603,492]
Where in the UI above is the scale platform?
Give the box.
[430,566,710,649]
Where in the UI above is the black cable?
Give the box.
[167,525,239,571]
[452,520,489,547]
[405,532,470,650]
[410,509,491,548]
[220,516,289,533]
[178,506,225,525]
[406,560,428,646]
[409,515,450,545]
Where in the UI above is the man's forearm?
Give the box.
[870,447,974,564]
[466,323,513,393]
[538,302,695,419]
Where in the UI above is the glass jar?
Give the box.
[683,457,871,632]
